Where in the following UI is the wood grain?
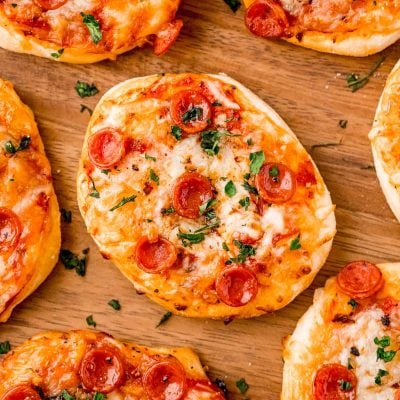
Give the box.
[1,1,400,399]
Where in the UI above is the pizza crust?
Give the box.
[77,73,336,319]
[369,59,400,222]
[282,262,400,399]
[0,0,181,64]
[0,79,61,322]
[0,330,222,399]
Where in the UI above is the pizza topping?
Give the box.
[79,347,125,393]
[245,0,289,38]
[374,336,397,362]
[216,266,258,307]
[172,172,214,219]
[109,195,137,212]
[0,385,41,400]
[75,81,99,98]
[153,19,184,56]
[142,359,187,400]
[0,340,11,354]
[374,369,388,385]
[171,126,182,140]
[88,129,125,169]
[0,208,22,252]
[32,0,67,11]
[249,151,265,175]
[170,91,212,134]
[337,261,384,299]
[255,163,296,203]
[226,240,256,265]
[81,13,103,45]
[135,236,177,273]
[313,364,357,400]
[200,130,239,156]
[224,180,237,197]
[4,136,31,154]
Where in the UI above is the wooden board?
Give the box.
[1,2,400,399]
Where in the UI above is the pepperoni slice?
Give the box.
[88,128,125,169]
[337,261,383,299]
[0,385,41,400]
[245,0,289,38]
[313,364,357,400]
[135,236,177,274]
[172,172,214,219]
[216,266,258,307]
[80,347,125,393]
[170,91,212,134]
[142,359,187,400]
[255,163,296,203]
[0,208,22,252]
[154,19,184,56]
[33,0,68,10]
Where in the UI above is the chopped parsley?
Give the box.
[60,248,89,277]
[80,104,93,115]
[289,235,301,250]
[269,165,279,178]
[224,180,236,197]
[242,180,258,195]
[239,196,250,210]
[226,240,256,264]
[222,242,229,251]
[89,176,100,198]
[246,138,254,146]
[347,358,353,370]
[212,101,222,106]
[350,346,360,356]
[149,169,159,185]
[200,130,239,156]
[177,221,220,246]
[61,390,75,400]
[75,81,99,98]
[161,207,175,215]
[156,311,172,327]
[348,299,358,311]
[81,13,102,44]
[374,369,388,385]
[109,194,137,211]
[101,169,110,175]
[50,48,64,58]
[235,378,249,394]
[374,336,397,362]
[199,198,217,216]
[108,299,121,310]
[171,125,182,140]
[4,136,31,154]
[0,341,11,354]
[60,208,72,223]
[86,314,97,328]
[93,393,106,400]
[338,380,352,391]
[339,119,348,129]
[249,151,265,175]
[145,153,156,162]
[182,106,203,123]
[346,57,385,92]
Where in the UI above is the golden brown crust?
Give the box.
[77,73,336,319]
[0,0,181,64]
[369,59,400,222]
[282,262,400,399]
[0,78,60,322]
[0,330,224,399]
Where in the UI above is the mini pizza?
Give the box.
[0,0,182,64]
[369,59,400,222]
[243,0,400,57]
[0,78,60,322]
[0,330,225,400]
[282,261,400,399]
[77,73,336,319]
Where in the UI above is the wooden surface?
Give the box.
[1,2,400,399]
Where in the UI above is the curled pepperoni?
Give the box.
[245,0,289,38]
[154,19,184,56]
[216,266,258,307]
[143,359,187,400]
[0,208,22,252]
[255,163,296,203]
[313,364,357,400]
[88,128,125,169]
[33,0,68,10]
[80,347,125,393]
[170,91,212,134]
[135,236,177,274]
[172,172,214,219]
[337,261,383,299]
[0,385,41,400]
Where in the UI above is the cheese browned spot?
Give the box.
[77,73,336,319]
